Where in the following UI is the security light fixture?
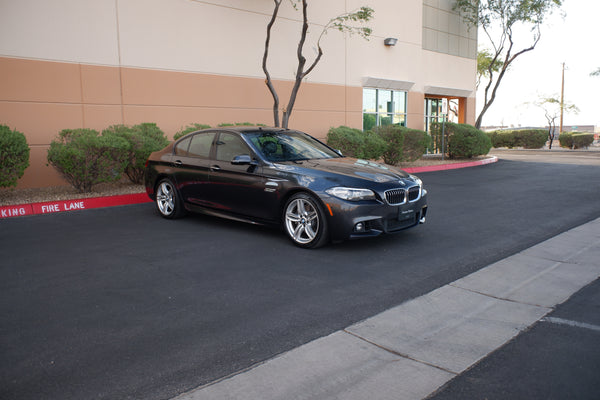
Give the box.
[384,38,398,46]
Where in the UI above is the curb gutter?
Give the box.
[0,157,498,219]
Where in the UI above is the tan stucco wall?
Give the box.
[1,0,477,189]
[0,57,363,188]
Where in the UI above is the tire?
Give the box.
[283,193,329,248]
[155,178,185,219]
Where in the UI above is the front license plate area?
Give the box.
[398,208,415,222]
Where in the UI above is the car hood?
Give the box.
[273,157,412,184]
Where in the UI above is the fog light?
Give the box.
[354,222,365,232]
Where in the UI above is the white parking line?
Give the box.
[542,317,600,333]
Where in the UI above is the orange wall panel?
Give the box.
[0,57,81,103]
[123,105,273,138]
[0,102,84,145]
[81,65,122,105]
[83,105,124,131]
[18,146,67,189]
[120,68,272,108]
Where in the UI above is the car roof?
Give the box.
[188,126,301,134]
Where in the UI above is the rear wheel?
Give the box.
[283,193,329,248]
[155,178,185,219]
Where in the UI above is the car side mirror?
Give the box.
[335,149,343,156]
[231,155,253,165]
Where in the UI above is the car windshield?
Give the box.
[245,130,341,162]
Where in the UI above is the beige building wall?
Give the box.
[0,0,476,189]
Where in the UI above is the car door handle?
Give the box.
[210,165,221,172]
[173,160,183,166]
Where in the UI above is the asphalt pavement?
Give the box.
[175,147,600,400]
[174,217,600,400]
[1,148,599,400]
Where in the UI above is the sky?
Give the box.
[475,0,600,129]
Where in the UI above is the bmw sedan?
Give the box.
[144,127,427,248]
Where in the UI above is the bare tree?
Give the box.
[535,95,578,149]
[454,0,563,129]
[263,0,373,128]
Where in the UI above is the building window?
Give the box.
[424,97,460,132]
[362,88,407,131]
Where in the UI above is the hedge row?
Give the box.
[428,122,492,159]
[558,132,595,149]
[326,125,430,164]
[326,126,387,160]
[326,123,490,165]
[487,129,548,149]
[1,122,272,191]
[47,123,170,192]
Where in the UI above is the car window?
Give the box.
[174,137,191,156]
[215,133,250,162]
[188,132,216,158]
[246,131,340,162]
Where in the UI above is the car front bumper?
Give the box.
[323,190,428,242]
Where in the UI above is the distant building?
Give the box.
[558,125,595,133]
[1,0,477,189]
[482,125,597,135]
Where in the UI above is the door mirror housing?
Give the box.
[231,154,253,165]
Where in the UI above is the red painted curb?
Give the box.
[403,156,498,174]
[1,157,498,219]
[1,192,151,219]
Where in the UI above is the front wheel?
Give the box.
[283,193,329,248]
[155,178,185,219]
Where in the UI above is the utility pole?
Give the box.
[559,62,565,134]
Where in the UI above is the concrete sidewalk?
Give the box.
[174,217,600,400]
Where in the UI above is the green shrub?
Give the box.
[326,126,386,160]
[487,130,513,148]
[558,132,572,148]
[444,123,491,159]
[327,126,362,157]
[572,133,594,149]
[513,129,548,149]
[362,114,376,131]
[133,122,166,143]
[47,128,129,192]
[558,132,593,149]
[103,123,169,184]
[374,125,430,165]
[362,131,388,160]
[487,129,547,149]
[0,125,30,188]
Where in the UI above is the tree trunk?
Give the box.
[263,0,283,127]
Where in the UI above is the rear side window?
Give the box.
[188,132,216,158]
[174,137,191,156]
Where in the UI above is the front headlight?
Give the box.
[326,187,376,201]
[409,175,423,187]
